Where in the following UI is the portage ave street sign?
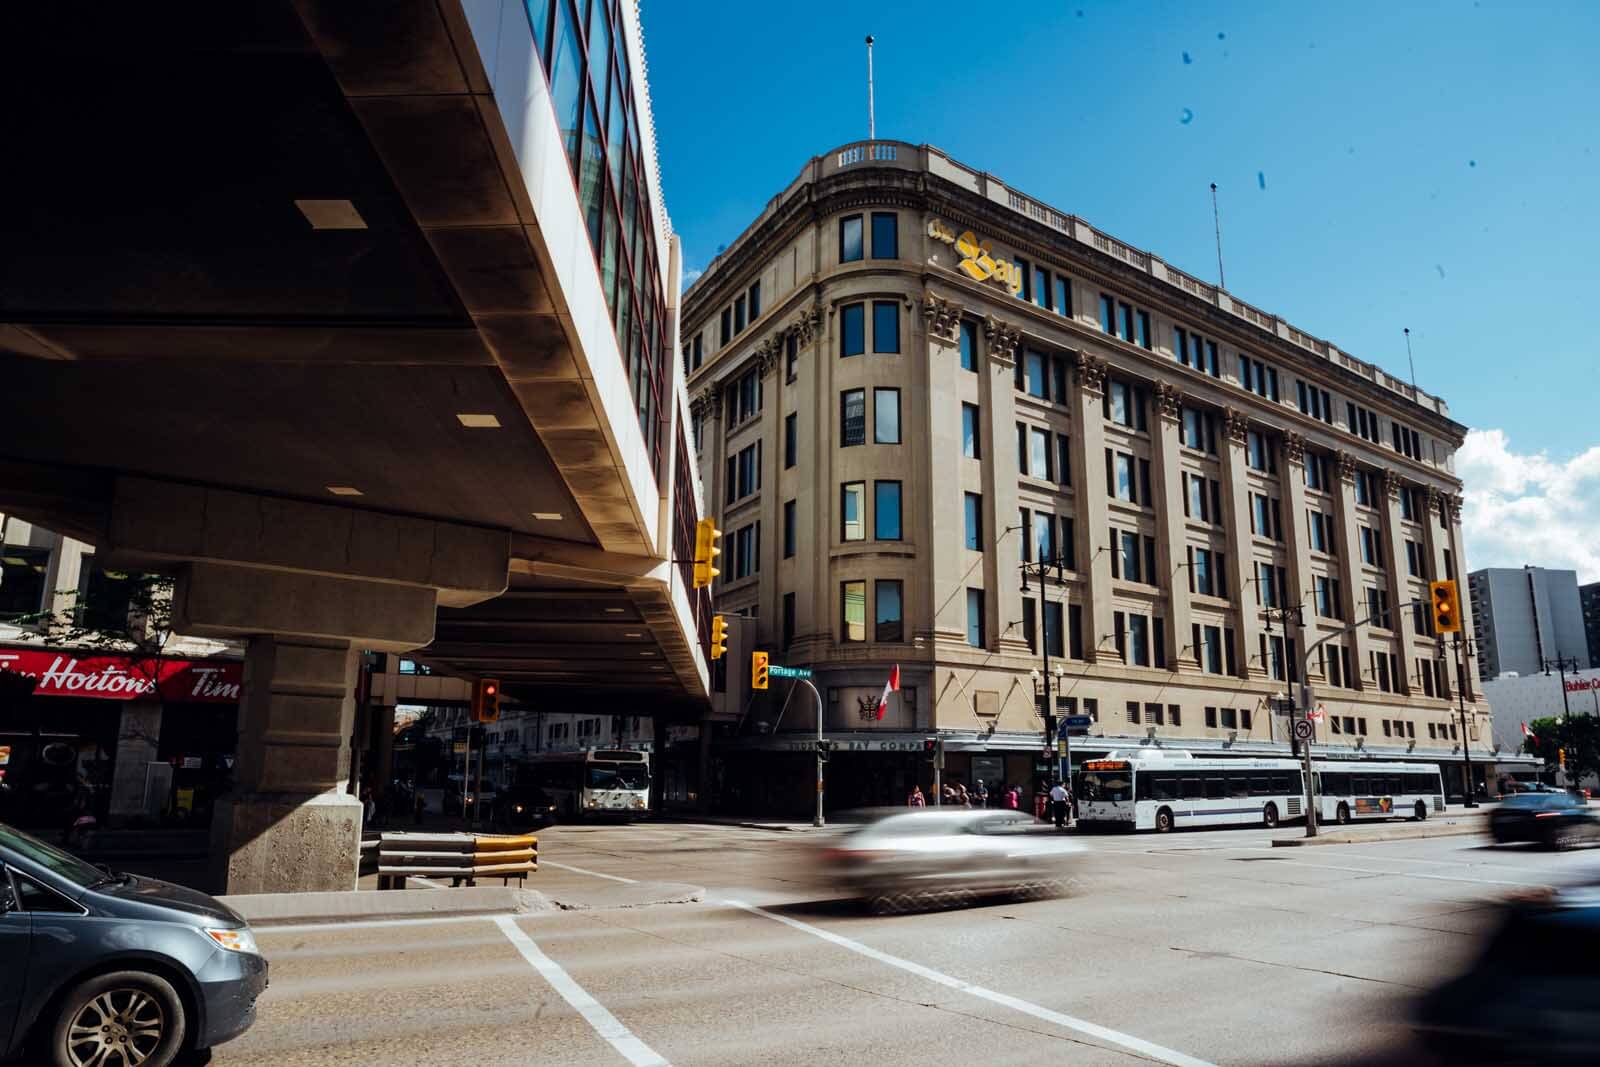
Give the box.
[769,664,813,679]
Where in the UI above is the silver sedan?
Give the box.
[811,808,1086,913]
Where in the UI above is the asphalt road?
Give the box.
[215,820,1600,1066]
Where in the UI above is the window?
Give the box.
[783,500,796,559]
[732,522,759,579]
[734,295,746,334]
[1114,452,1135,502]
[959,320,978,371]
[1128,615,1150,667]
[1127,700,1140,724]
[690,332,703,371]
[727,368,761,425]
[964,493,982,550]
[1405,539,1424,578]
[872,301,900,353]
[1031,428,1053,480]
[1359,525,1381,567]
[748,281,761,320]
[870,212,898,258]
[782,592,796,649]
[875,580,904,641]
[1099,293,1116,334]
[1191,546,1217,596]
[1297,380,1333,423]
[966,589,985,647]
[874,388,900,444]
[1305,451,1331,491]
[1239,356,1280,401]
[1146,702,1164,725]
[841,482,865,541]
[1181,407,1217,453]
[1347,402,1381,444]
[1205,707,1218,728]
[1032,511,1055,561]
[1023,350,1048,398]
[0,546,49,619]
[1367,586,1392,630]
[1309,510,1332,553]
[1220,707,1238,729]
[874,481,902,540]
[784,331,798,380]
[840,303,865,356]
[1246,430,1276,473]
[719,308,731,346]
[841,389,866,446]
[1034,266,1051,310]
[840,215,864,262]
[1315,575,1342,620]
[1055,275,1072,317]
[1173,326,1221,377]
[1056,435,1071,486]
[1114,529,1143,583]
[1393,423,1422,461]
[1105,380,1148,430]
[962,403,981,458]
[1198,624,1224,674]
[842,580,866,641]
[1060,517,1077,572]
[784,412,797,468]
[1044,601,1065,658]
[726,442,760,501]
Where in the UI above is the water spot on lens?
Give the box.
[1257,171,1266,190]
[1435,265,1446,279]
[1217,31,1226,40]
[1182,51,1192,64]
[1180,108,1194,125]
[1469,160,1477,168]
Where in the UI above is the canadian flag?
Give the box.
[876,664,901,720]
[1521,721,1538,747]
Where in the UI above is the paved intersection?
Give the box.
[216,820,1600,1066]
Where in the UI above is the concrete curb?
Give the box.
[548,882,705,911]
[1272,818,1488,847]
[223,886,555,926]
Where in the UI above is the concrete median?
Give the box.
[1272,807,1491,847]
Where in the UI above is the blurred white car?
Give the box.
[813,808,1085,912]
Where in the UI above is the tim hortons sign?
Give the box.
[0,648,243,703]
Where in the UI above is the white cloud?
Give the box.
[680,267,703,291]
[1456,428,1600,583]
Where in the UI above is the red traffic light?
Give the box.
[485,684,496,696]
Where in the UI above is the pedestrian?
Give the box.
[361,786,376,826]
[955,782,970,807]
[1005,785,1019,810]
[908,785,926,807]
[973,780,989,808]
[1049,779,1069,829]
[413,790,427,825]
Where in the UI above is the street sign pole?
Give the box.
[798,678,824,828]
[1300,683,1318,839]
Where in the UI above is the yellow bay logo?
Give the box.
[927,219,1023,296]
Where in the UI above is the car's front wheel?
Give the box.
[50,970,188,1067]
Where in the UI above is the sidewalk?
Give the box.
[1272,803,1494,847]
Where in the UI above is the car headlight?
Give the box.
[205,927,259,955]
[514,804,524,813]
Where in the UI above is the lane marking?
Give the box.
[495,916,670,1067]
[723,898,1214,1067]
[257,912,524,935]
[543,859,639,884]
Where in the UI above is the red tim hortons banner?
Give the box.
[0,648,243,703]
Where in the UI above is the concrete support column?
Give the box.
[1219,409,1264,679]
[1280,434,1321,680]
[1333,452,1374,690]
[1072,355,1115,660]
[1150,384,1192,672]
[1380,472,1422,695]
[209,635,362,894]
[107,699,162,823]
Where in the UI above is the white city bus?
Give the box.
[1078,750,1306,832]
[1312,761,1444,825]
[520,749,651,820]
[1077,749,1445,832]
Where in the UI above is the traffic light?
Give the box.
[1429,579,1462,634]
[709,615,728,660]
[922,736,944,768]
[692,518,721,589]
[472,678,501,723]
[751,651,769,690]
[1559,747,1567,768]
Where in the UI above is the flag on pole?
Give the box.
[876,664,900,720]
[1521,721,1538,748]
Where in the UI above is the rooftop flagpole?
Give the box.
[866,35,876,140]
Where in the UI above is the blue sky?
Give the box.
[641,1,1600,577]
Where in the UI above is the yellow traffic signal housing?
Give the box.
[751,651,769,690]
[692,517,721,589]
[709,615,728,660]
[472,678,502,723]
[1559,747,1567,768]
[1429,580,1462,634]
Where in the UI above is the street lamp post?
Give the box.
[1021,551,1072,797]
[1541,653,1580,787]
[1453,633,1477,807]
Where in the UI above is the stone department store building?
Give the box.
[682,141,1513,814]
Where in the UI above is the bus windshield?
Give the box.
[588,763,650,791]
[1080,771,1132,802]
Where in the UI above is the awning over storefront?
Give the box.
[0,646,242,703]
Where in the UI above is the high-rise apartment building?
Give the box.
[1468,567,1591,680]
[682,141,1497,813]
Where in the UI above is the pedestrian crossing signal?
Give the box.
[472,678,501,723]
[1429,580,1462,634]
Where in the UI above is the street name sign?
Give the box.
[1064,715,1092,728]
[769,664,813,679]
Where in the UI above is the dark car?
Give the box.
[1488,792,1600,849]
[0,822,267,1066]
[492,785,558,830]
[1415,879,1600,1062]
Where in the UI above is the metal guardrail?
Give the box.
[376,831,537,889]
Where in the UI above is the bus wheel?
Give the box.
[1336,803,1351,825]
[1155,807,1174,833]
[1414,801,1427,822]
[1262,803,1279,829]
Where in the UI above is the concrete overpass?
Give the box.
[0,1,710,891]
